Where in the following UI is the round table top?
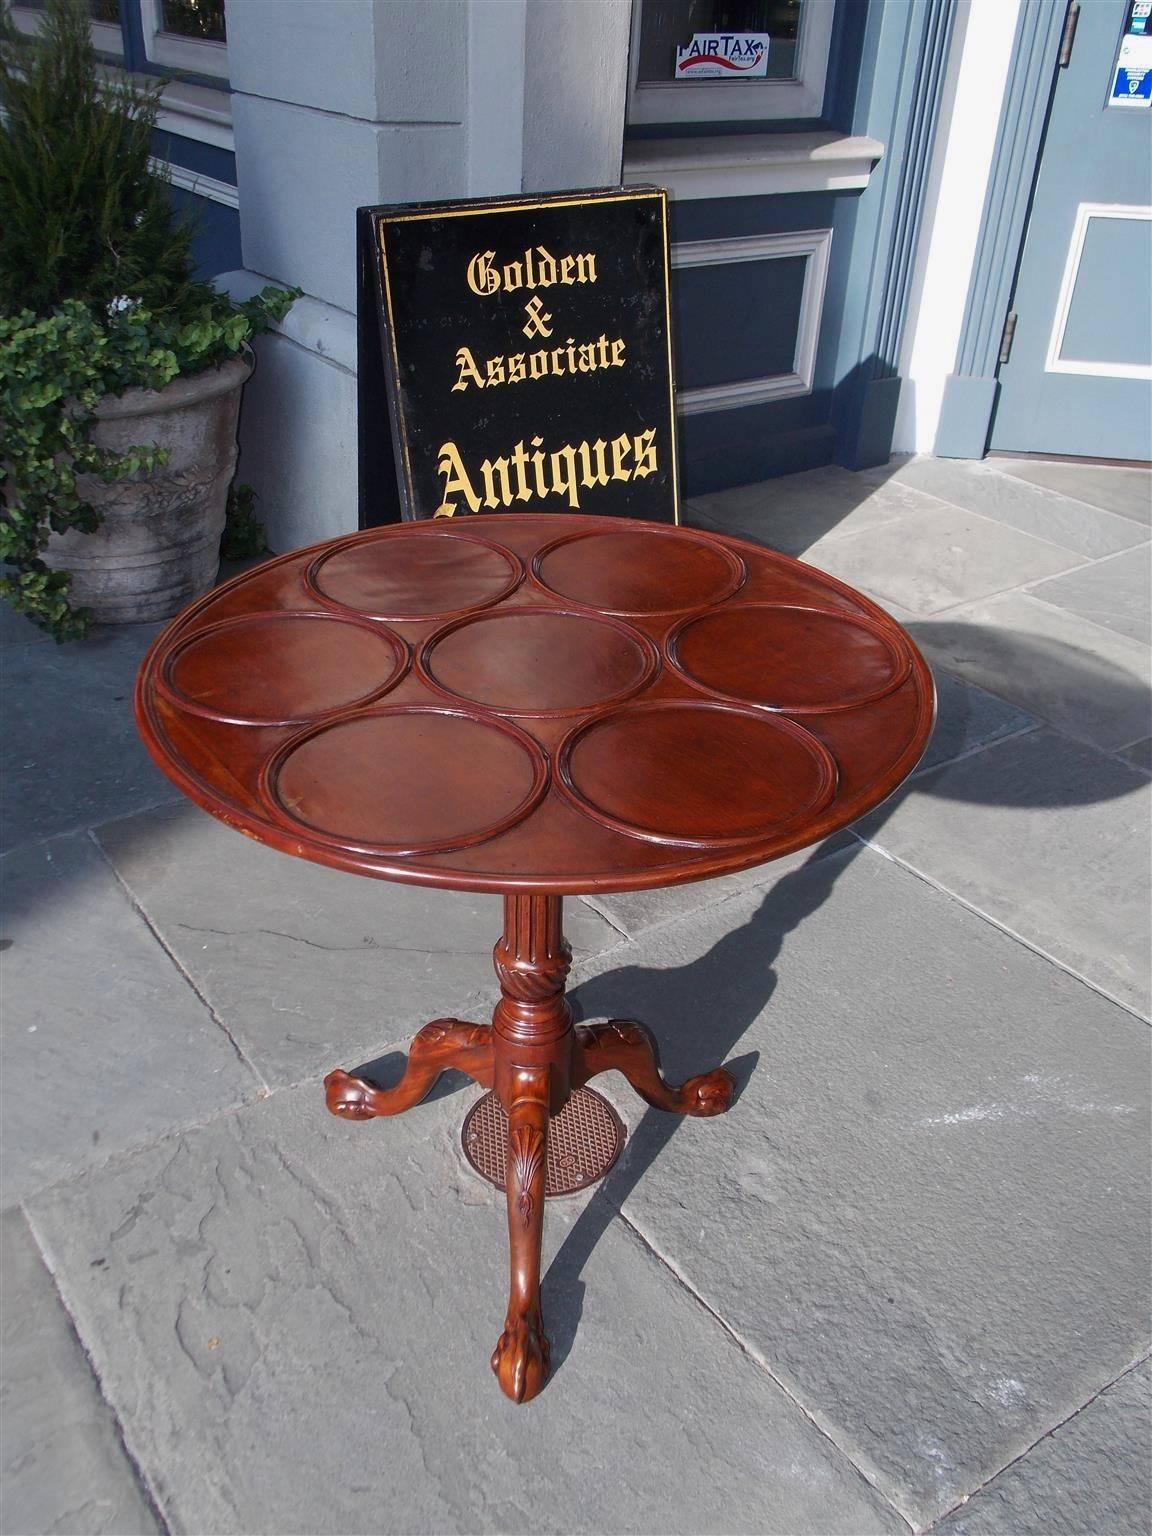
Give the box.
[136,513,935,895]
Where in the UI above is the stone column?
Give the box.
[221,0,631,550]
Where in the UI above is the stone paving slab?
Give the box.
[1119,737,1152,772]
[0,620,177,854]
[871,458,1150,555]
[583,833,854,942]
[687,464,937,557]
[25,1082,908,1536]
[0,1207,160,1536]
[934,1359,1151,1536]
[906,595,1151,751]
[793,503,1083,618]
[569,846,1152,1530]
[94,801,623,1090]
[1026,545,1152,645]
[855,726,1152,1015]
[989,458,1152,528]
[0,832,257,1205]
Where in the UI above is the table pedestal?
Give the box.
[323,893,735,1403]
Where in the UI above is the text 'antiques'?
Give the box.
[359,189,678,525]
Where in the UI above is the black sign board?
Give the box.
[357,187,679,526]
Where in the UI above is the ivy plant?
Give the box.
[0,292,296,639]
[0,0,298,639]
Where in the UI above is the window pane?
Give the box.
[636,0,801,83]
[159,0,226,42]
[16,0,120,15]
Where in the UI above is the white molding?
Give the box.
[151,157,238,209]
[141,0,229,81]
[627,0,835,125]
[8,4,123,55]
[216,274,358,375]
[623,131,883,200]
[154,79,234,151]
[1044,203,1152,380]
[672,228,832,415]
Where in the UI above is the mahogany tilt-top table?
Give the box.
[136,512,934,1403]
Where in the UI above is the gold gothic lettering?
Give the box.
[467,246,598,297]
[451,335,626,393]
[434,429,659,517]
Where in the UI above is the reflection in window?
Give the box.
[636,0,801,83]
[159,0,226,42]
[16,0,121,14]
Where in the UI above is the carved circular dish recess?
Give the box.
[557,699,838,846]
[532,526,746,614]
[668,603,912,713]
[306,527,522,620]
[159,610,408,726]
[419,607,659,716]
[260,706,550,856]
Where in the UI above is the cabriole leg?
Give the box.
[574,1018,734,1116]
[489,893,572,1403]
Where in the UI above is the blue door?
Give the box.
[991,0,1152,459]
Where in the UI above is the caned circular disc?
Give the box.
[669,604,910,713]
[308,530,522,619]
[161,612,407,726]
[262,707,548,854]
[559,700,837,845]
[533,528,745,614]
[461,1088,624,1195]
[420,609,657,715]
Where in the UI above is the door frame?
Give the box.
[934,0,1071,459]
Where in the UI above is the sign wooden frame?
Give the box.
[357,186,679,526]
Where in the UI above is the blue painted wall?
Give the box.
[643,0,880,492]
[671,189,867,494]
[150,128,240,279]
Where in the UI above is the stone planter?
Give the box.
[43,352,253,624]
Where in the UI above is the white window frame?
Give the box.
[1044,203,1152,381]
[8,2,124,58]
[627,0,835,126]
[672,228,833,413]
[141,0,228,81]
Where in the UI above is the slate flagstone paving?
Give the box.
[2,456,1149,1536]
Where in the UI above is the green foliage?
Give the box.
[0,0,196,317]
[221,482,269,562]
[0,0,299,640]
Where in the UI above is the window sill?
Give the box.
[155,79,234,152]
[622,130,884,200]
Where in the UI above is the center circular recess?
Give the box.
[307,529,522,619]
[533,528,745,614]
[162,611,407,726]
[669,604,910,712]
[262,707,548,854]
[558,700,837,846]
[420,609,657,715]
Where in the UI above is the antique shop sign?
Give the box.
[357,187,678,524]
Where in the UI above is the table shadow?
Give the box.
[541,837,853,1381]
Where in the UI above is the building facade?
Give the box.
[11,0,1151,550]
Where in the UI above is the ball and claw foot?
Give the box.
[323,1019,493,1121]
[325,1071,382,1120]
[681,1068,736,1116]
[491,1314,551,1404]
[574,1019,736,1117]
